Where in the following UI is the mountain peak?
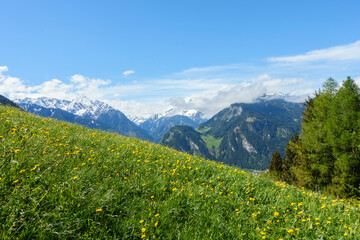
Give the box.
[15,96,114,120]
[256,92,288,101]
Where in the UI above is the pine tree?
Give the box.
[329,77,360,197]
[269,150,284,179]
[300,78,337,190]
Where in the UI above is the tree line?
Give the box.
[269,76,360,198]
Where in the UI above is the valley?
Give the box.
[13,95,303,170]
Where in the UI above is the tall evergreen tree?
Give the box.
[329,77,360,197]
[269,150,284,179]
[300,78,338,190]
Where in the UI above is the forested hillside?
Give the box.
[270,77,360,199]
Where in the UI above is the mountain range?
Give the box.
[15,97,153,141]
[14,96,207,143]
[161,99,304,170]
[12,93,303,170]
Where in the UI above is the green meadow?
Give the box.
[1,105,359,239]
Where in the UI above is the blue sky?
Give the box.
[1,0,360,118]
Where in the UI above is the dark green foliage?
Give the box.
[269,150,284,178]
[270,77,360,198]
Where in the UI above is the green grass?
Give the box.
[201,135,223,149]
[1,105,360,239]
[196,126,211,134]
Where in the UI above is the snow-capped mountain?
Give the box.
[16,96,113,120]
[256,92,288,101]
[14,96,153,141]
[146,108,207,124]
[128,115,148,125]
[137,108,208,143]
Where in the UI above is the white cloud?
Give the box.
[0,65,318,119]
[123,70,135,76]
[176,64,240,75]
[268,40,360,63]
[355,76,360,86]
[167,75,313,118]
[0,66,9,73]
[2,40,359,119]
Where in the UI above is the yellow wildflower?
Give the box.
[96,209,102,212]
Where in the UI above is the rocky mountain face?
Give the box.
[160,125,214,160]
[15,97,153,141]
[160,99,304,170]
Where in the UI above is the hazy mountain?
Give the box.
[140,114,200,143]
[0,95,20,108]
[15,97,152,141]
[161,99,303,170]
[135,108,207,143]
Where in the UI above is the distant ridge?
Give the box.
[0,95,20,108]
[15,96,152,141]
[161,99,304,170]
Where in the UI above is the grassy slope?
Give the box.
[1,105,360,239]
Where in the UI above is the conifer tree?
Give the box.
[329,77,360,197]
[300,78,337,190]
[269,150,284,179]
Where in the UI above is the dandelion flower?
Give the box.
[96,209,102,212]
[73,176,78,180]
[139,220,144,223]
[274,212,279,217]
[141,228,146,232]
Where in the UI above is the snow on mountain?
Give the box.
[14,96,208,126]
[256,92,288,101]
[128,115,148,125]
[14,96,114,120]
[147,108,207,124]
